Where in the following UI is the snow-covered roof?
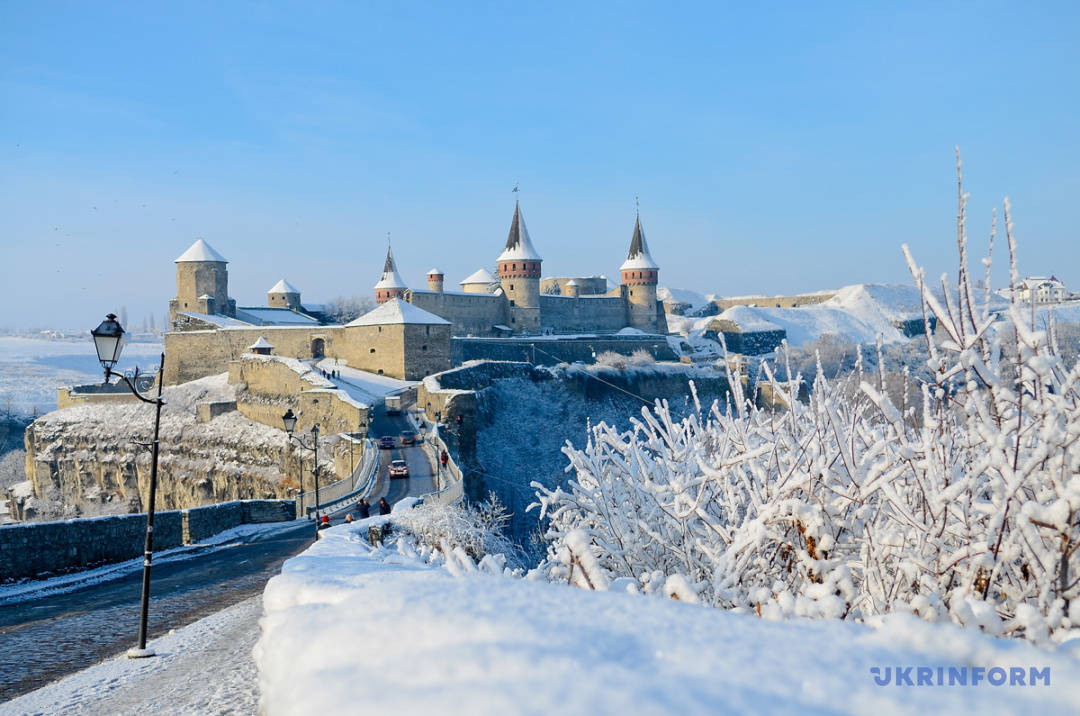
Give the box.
[175,238,227,263]
[496,202,542,263]
[197,294,214,300]
[345,298,451,327]
[248,336,275,350]
[427,267,443,276]
[566,279,579,286]
[374,247,408,290]
[178,312,251,328]
[619,216,659,271]
[460,268,498,285]
[1020,276,1065,290]
[268,279,300,295]
[234,307,320,325]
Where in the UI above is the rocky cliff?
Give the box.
[14,374,327,521]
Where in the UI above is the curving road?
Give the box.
[330,404,438,520]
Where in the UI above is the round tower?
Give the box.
[427,268,444,293]
[620,214,660,333]
[268,279,302,310]
[565,279,580,298]
[496,201,542,333]
[374,246,408,304]
[170,238,234,327]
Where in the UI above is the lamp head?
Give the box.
[91,313,125,374]
[281,408,298,434]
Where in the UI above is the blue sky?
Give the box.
[1,1,1077,330]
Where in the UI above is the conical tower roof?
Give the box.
[373,246,408,290]
[496,202,542,263]
[619,215,659,271]
[268,279,300,294]
[175,238,227,263]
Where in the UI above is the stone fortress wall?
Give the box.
[227,354,369,436]
[0,499,295,581]
[709,292,836,311]
[406,290,508,336]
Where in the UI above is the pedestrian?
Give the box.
[440,450,448,467]
[318,515,331,530]
[378,498,391,515]
[356,498,370,519]
[345,513,355,523]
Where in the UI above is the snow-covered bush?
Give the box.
[391,493,526,570]
[532,154,1080,643]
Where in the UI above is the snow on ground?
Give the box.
[256,523,1080,716]
[315,358,413,405]
[0,336,163,417]
[657,286,710,313]
[1,594,262,715]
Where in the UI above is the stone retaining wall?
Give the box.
[0,499,295,582]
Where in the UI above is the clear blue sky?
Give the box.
[2,1,1077,330]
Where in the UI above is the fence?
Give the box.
[411,414,464,506]
[295,435,381,520]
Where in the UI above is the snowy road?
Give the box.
[0,521,311,702]
[1,594,264,715]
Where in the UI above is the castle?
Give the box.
[162,201,669,385]
[381,200,667,336]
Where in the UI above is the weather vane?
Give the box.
[635,194,640,217]
[513,181,519,201]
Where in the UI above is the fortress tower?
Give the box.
[427,268,444,293]
[169,238,235,328]
[267,279,301,310]
[496,201,542,333]
[374,246,408,304]
[620,214,661,333]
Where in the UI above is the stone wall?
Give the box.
[710,293,835,310]
[540,277,608,296]
[0,499,295,581]
[0,510,183,581]
[451,335,678,366]
[538,295,628,333]
[57,389,140,411]
[407,290,508,337]
[164,326,345,385]
[229,355,369,436]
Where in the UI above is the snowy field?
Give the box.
[0,337,164,417]
[255,519,1080,716]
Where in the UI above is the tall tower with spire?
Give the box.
[169,237,235,328]
[620,213,662,333]
[374,246,408,304]
[496,200,543,333]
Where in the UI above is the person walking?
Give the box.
[378,498,391,515]
[356,498,370,519]
[318,515,332,530]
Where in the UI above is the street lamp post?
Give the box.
[90,313,164,659]
[282,409,321,540]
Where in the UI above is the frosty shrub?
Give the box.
[0,449,26,489]
[392,492,525,569]
[532,153,1080,643]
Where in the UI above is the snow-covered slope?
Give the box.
[256,523,1080,715]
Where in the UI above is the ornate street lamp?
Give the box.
[90,313,165,659]
[283,410,322,540]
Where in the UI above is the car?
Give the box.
[379,436,395,450]
[388,459,409,479]
[400,430,416,446]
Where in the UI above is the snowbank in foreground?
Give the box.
[256,524,1080,715]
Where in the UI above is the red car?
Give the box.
[389,459,409,479]
[379,436,395,449]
